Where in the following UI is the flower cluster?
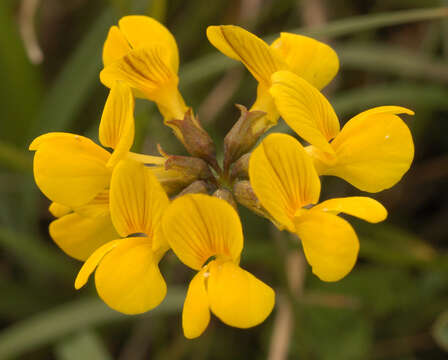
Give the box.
[29,16,414,338]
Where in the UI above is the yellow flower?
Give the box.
[249,133,387,281]
[206,25,339,126]
[270,70,415,192]
[29,82,174,262]
[29,81,135,207]
[161,194,275,339]
[48,191,119,261]
[100,16,188,124]
[75,160,170,314]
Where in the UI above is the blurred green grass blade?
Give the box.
[0,141,32,173]
[0,288,184,360]
[299,6,448,38]
[28,9,115,140]
[181,7,448,87]
[0,275,55,319]
[297,306,372,360]
[0,0,42,146]
[147,0,167,21]
[358,223,437,268]
[109,0,132,15]
[55,331,112,360]
[433,310,448,351]
[331,83,448,116]
[338,43,448,82]
[180,56,234,91]
[0,227,76,281]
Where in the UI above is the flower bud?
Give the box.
[230,153,250,180]
[165,155,213,182]
[233,180,271,219]
[177,180,214,197]
[213,188,237,210]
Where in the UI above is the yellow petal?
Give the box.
[49,212,119,261]
[102,26,131,67]
[182,269,211,339]
[73,190,109,218]
[118,15,179,73]
[95,236,167,314]
[294,211,359,282]
[312,197,387,223]
[270,33,339,90]
[49,202,71,218]
[323,106,415,192]
[75,239,121,289]
[100,45,187,120]
[270,71,339,156]
[100,45,175,96]
[110,160,169,239]
[99,82,135,167]
[249,133,321,232]
[161,194,243,270]
[206,25,287,87]
[30,133,111,207]
[207,260,275,328]
[250,84,280,126]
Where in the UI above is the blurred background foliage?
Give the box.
[0,0,448,359]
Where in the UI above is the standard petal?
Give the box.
[249,133,321,232]
[102,25,131,67]
[118,15,179,73]
[182,269,211,339]
[312,196,387,223]
[100,45,187,120]
[30,133,111,207]
[294,211,359,282]
[94,236,167,314]
[270,33,339,90]
[100,45,175,94]
[207,261,275,328]
[206,25,287,87]
[74,239,121,289]
[270,71,339,156]
[99,81,135,167]
[161,194,243,270]
[324,106,415,192]
[110,160,169,239]
[49,212,119,261]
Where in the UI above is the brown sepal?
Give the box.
[166,110,218,169]
[223,105,266,173]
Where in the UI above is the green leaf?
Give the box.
[0,288,184,359]
[55,330,112,360]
